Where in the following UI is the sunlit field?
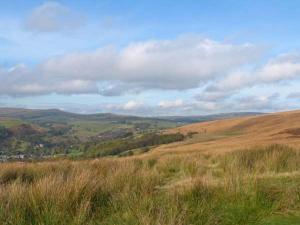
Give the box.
[1,144,300,225]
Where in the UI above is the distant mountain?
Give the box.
[0,108,166,124]
[159,112,265,123]
[0,108,264,125]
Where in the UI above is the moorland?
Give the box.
[0,109,300,224]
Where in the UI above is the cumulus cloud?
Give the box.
[193,93,282,114]
[25,1,85,32]
[0,64,98,96]
[197,53,300,102]
[2,35,300,102]
[0,36,263,96]
[40,36,261,89]
[121,100,144,110]
[232,93,281,111]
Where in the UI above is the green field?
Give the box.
[0,108,182,157]
[0,119,25,128]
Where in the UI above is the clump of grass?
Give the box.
[220,144,300,174]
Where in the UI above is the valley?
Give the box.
[1,108,300,224]
[0,108,259,161]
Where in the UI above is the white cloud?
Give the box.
[0,64,98,96]
[2,35,300,105]
[122,100,143,110]
[197,53,300,102]
[0,36,263,96]
[258,53,300,82]
[232,93,281,111]
[158,99,184,109]
[105,100,145,112]
[25,1,85,33]
[40,36,261,90]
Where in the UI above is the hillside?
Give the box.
[159,112,264,123]
[0,108,183,159]
[153,110,300,155]
[0,107,278,160]
[0,108,174,124]
[1,109,300,224]
[1,111,300,224]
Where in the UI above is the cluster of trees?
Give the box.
[83,132,185,157]
[0,123,78,157]
[0,126,9,140]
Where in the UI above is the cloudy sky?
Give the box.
[1,0,300,115]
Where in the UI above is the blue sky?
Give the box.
[0,0,300,115]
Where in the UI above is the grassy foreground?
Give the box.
[1,145,300,224]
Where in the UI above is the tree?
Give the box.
[0,126,9,140]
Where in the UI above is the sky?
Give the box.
[1,0,300,116]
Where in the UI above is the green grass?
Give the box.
[262,215,300,225]
[70,121,125,137]
[0,119,25,128]
[69,120,177,139]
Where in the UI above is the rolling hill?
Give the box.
[153,110,300,155]
[0,108,183,158]
[0,107,263,159]
[1,108,300,224]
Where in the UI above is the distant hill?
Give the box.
[0,108,262,125]
[0,108,143,123]
[153,110,300,155]
[0,108,181,158]
[0,107,272,159]
[160,112,265,123]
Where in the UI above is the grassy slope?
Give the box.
[1,109,300,224]
[152,110,300,155]
[0,145,300,224]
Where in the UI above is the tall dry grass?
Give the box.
[0,144,300,224]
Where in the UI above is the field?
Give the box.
[0,118,25,128]
[1,109,300,224]
[1,144,300,224]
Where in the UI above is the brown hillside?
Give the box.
[152,110,300,155]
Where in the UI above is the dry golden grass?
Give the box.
[1,145,300,224]
[151,110,300,155]
[1,144,300,224]
[2,110,300,224]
